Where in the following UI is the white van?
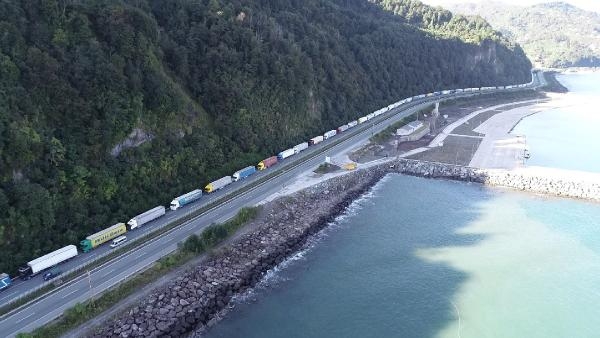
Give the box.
[110,236,128,248]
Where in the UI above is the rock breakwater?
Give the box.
[89,159,600,337]
[386,159,600,201]
[90,168,387,338]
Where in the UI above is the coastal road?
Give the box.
[1,73,543,336]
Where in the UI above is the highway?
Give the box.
[0,72,543,336]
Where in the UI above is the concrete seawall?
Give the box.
[386,159,600,202]
[89,159,600,337]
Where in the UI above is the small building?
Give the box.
[396,121,424,136]
[396,120,430,142]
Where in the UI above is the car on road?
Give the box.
[42,269,62,282]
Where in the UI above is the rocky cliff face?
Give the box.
[110,129,154,157]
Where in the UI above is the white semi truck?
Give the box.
[127,206,166,230]
[19,245,78,280]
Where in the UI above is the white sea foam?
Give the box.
[230,179,386,306]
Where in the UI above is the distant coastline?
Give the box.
[558,67,600,73]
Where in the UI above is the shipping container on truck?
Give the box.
[80,223,127,253]
[323,130,337,140]
[309,135,324,146]
[127,206,166,230]
[277,148,295,160]
[293,142,309,154]
[347,120,358,128]
[19,244,79,279]
[170,189,203,211]
[205,176,233,193]
[0,273,11,291]
[233,166,256,181]
[337,124,349,133]
[257,156,278,170]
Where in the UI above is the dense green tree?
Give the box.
[0,0,531,273]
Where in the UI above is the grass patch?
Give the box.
[16,207,260,338]
[314,163,341,174]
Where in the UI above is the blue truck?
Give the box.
[0,273,11,291]
[232,166,257,181]
[169,189,203,210]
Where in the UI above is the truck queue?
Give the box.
[1,74,539,289]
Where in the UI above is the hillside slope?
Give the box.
[448,1,600,67]
[0,0,531,272]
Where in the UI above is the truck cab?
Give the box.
[18,265,33,280]
[170,199,180,210]
[0,273,11,291]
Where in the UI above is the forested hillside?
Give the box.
[0,0,531,273]
[449,1,600,67]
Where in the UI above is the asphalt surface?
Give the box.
[0,73,543,336]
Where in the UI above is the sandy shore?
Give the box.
[468,92,580,169]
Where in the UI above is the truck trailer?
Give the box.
[309,135,324,146]
[277,148,295,160]
[127,206,166,230]
[170,189,203,210]
[258,156,278,170]
[358,116,368,124]
[347,120,358,128]
[323,130,337,140]
[80,223,127,253]
[19,244,78,279]
[0,273,11,291]
[233,166,256,181]
[337,124,349,133]
[205,176,233,193]
[293,142,309,154]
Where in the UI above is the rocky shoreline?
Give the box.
[89,167,388,338]
[89,159,600,337]
[387,159,600,201]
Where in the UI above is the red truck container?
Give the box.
[257,156,278,170]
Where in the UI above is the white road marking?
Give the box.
[61,288,79,299]
[15,312,34,323]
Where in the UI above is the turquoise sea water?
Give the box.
[512,73,600,172]
[204,175,600,338]
[203,74,600,338]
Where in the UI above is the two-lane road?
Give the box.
[1,73,543,336]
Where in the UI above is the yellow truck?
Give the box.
[80,222,127,252]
